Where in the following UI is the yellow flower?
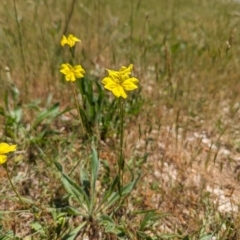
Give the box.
[60,63,85,82]
[102,64,138,99]
[61,34,81,47]
[0,143,17,164]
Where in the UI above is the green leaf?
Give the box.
[62,221,87,240]
[137,231,159,239]
[54,161,90,212]
[139,211,169,231]
[101,177,139,212]
[54,161,63,172]
[98,214,122,235]
[0,106,5,116]
[86,100,95,122]
[79,107,90,131]
[4,91,10,113]
[61,206,87,217]
[10,83,20,102]
[30,221,45,235]
[98,214,115,232]
[96,175,119,213]
[158,233,183,239]
[32,102,60,129]
[45,93,53,108]
[12,106,22,123]
[199,233,214,240]
[91,146,99,195]
[26,99,41,111]
[88,146,99,213]
[0,225,14,240]
[140,212,156,231]
[85,79,94,105]
[80,167,90,197]
[61,172,90,212]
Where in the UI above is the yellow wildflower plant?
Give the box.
[61,34,81,47]
[0,143,17,164]
[102,64,138,99]
[60,63,85,82]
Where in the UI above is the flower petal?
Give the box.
[60,64,71,74]
[120,64,133,74]
[74,73,84,79]
[102,77,116,85]
[111,85,127,99]
[104,81,119,91]
[128,77,139,84]
[60,35,68,46]
[60,63,85,81]
[121,78,139,90]
[68,34,81,47]
[74,65,85,78]
[0,155,7,164]
[68,34,81,42]
[66,72,76,81]
[61,34,81,47]
[106,69,118,75]
[119,64,134,81]
[74,65,85,72]
[101,64,138,98]
[0,143,17,154]
[106,70,120,81]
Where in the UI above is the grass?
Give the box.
[1,0,240,239]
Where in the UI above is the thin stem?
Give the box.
[130,0,134,41]
[4,163,26,208]
[4,163,45,228]
[70,46,75,64]
[97,0,101,53]
[63,0,76,36]
[71,82,85,135]
[13,0,28,97]
[54,0,76,58]
[130,0,134,62]
[119,99,125,190]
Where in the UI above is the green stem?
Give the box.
[70,46,75,64]
[4,163,47,230]
[62,0,76,36]
[13,0,28,98]
[4,163,26,208]
[71,82,86,135]
[119,99,125,191]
